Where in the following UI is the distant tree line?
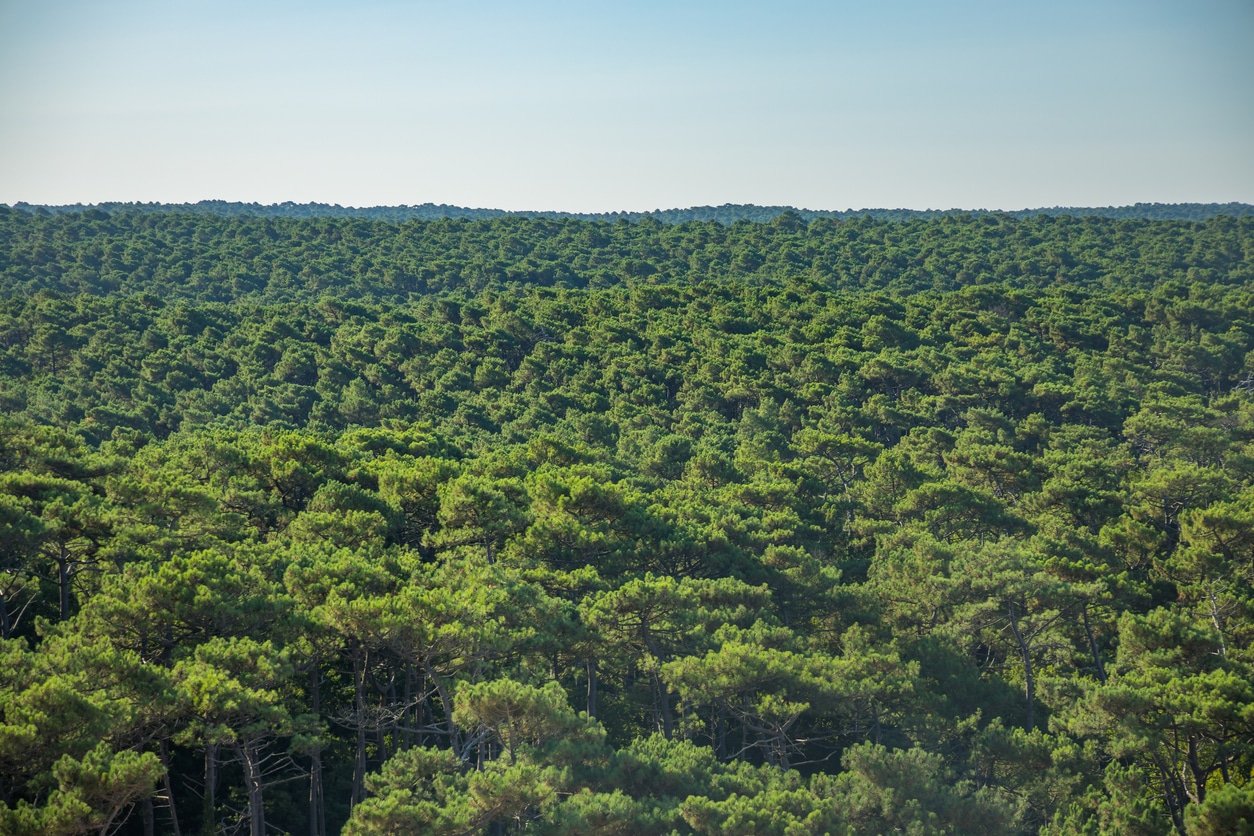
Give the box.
[5,200,1253,224]
[2,208,1252,305]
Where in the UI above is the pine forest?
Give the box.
[1,204,1253,835]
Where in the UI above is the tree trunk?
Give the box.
[741,695,750,756]
[1007,601,1035,730]
[201,743,217,836]
[376,721,389,769]
[236,742,266,836]
[0,587,11,640]
[309,752,325,836]
[1151,751,1188,835]
[58,548,71,621]
[309,666,325,836]
[423,660,459,755]
[642,629,672,738]
[384,672,398,760]
[1207,587,1227,658]
[352,651,368,808]
[159,738,182,836]
[402,664,414,752]
[586,658,598,718]
[656,672,674,739]
[1187,735,1207,806]
[1082,604,1107,683]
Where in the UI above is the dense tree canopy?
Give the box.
[1,208,1252,835]
[9,201,1254,224]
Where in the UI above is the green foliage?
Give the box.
[1185,782,1254,836]
[1,210,1252,834]
[0,742,163,836]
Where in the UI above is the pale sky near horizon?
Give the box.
[1,0,1251,212]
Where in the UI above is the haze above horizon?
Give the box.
[1,1,1251,213]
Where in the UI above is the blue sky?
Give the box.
[1,0,1251,211]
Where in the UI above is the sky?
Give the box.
[0,0,1251,212]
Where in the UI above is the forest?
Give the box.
[0,206,1252,835]
[8,200,1254,225]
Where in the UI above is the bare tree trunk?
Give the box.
[159,739,182,836]
[0,588,11,640]
[236,742,266,836]
[1007,601,1035,730]
[309,753,325,836]
[586,658,598,718]
[402,664,413,752]
[385,673,398,760]
[1187,736,1207,806]
[57,548,71,621]
[1151,751,1188,835]
[1082,604,1107,683]
[647,670,673,739]
[309,666,325,836]
[741,696,749,757]
[1207,587,1227,658]
[423,661,459,755]
[376,722,389,769]
[418,680,430,749]
[202,743,217,836]
[352,651,368,808]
